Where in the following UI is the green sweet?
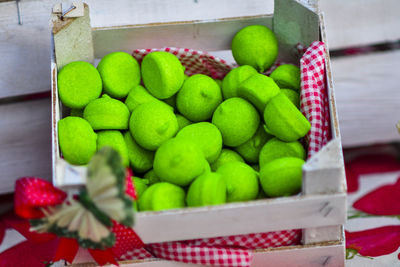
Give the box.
[124,131,154,173]
[216,161,259,202]
[222,65,258,99]
[237,73,280,113]
[235,125,272,164]
[176,74,222,122]
[144,169,161,185]
[138,182,185,211]
[281,89,300,109]
[212,97,260,146]
[133,177,149,198]
[163,94,177,111]
[96,130,129,167]
[141,51,185,99]
[259,157,305,197]
[129,101,178,150]
[214,79,222,88]
[84,94,130,130]
[97,51,141,98]
[186,172,226,207]
[176,122,223,163]
[259,137,306,167]
[210,149,244,171]
[176,114,193,131]
[153,138,206,186]
[125,85,173,112]
[231,25,278,73]
[58,116,97,165]
[58,61,102,109]
[270,64,301,91]
[264,93,311,142]
[203,160,211,174]
[70,109,83,117]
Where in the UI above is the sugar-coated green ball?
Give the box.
[259,137,306,167]
[129,101,178,151]
[237,73,280,113]
[214,79,222,88]
[133,177,149,198]
[281,89,300,109]
[138,182,185,211]
[141,51,185,99]
[96,130,129,167]
[163,94,177,111]
[144,169,161,185]
[212,97,260,146]
[70,109,83,117]
[232,25,278,73]
[153,138,206,186]
[176,122,223,163]
[58,116,97,165]
[222,65,258,99]
[216,161,259,202]
[97,51,141,98]
[125,85,173,112]
[259,157,304,197]
[186,172,226,207]
[58,61,102,109]
[270,64,301,91]
[264,93,310,141]
[176,74,222,122]
[176,114,193,131]
[124,131,154,173]
[210,149,244,171]
[235,125,272,164]
[84,94,130,130]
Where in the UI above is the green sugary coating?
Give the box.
[176,114,193,131]
[163,94,177,110]
[235,125,272,164]
[124,131,154,173]
[210,149,244,171]
[259,157,304,197]
[216,161,259,202]
[281,89,300,109]
[203,160,211,174]
[214,79,222,88]
[222,65,258,99]
[129,101,178,151]
[186,172,226,207]
[144,169,161,185]
[141,51,185,99]
[263,93,311,141]
[138,182,185,211]
[58,61,102,109]
[125,85,173,112]
[70,109,83,117]
[270,64,301,91]
[133,177,149,198]
[58,116,97,165]
[212,97,260,146]
[96,130,129,167]
[237,73,280,113]
[231,25,278,73]
[97,51,141,98]
[84,95,130,130]
[153,138,206,186]
[176,122,223,163]
[259,137,306,167]
[177,74,222,122]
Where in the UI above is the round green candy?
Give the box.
[144,169,161,185]
[133,177,149,198]
[96,130,129,167]
[58,116,97,165]
[259,157,305,197]
[153,138,206,186]
[214,79,222,88]
[129,101,178,151]
[237,73,280,113]
[176,114,192,131]
[138,182,185,211]
[281,89,300,109]
[70,109,83,117]
[124,131,154,173]
[222,65,258,99]
[176,74,222,122]
[176,122,222,163]
[216,161,259,202]
[235,125,272,164]
[125,85,173,112]
[264,93,310,141]
[259,137,306,167]
[97,52,141,98]
[212,97,260,146]
[58,61,102,109]
[270,64,301,91]
[141,51,185,99]
[84,94,130,130]
[231,25,278,73]
[163,94,177,111]
[203,160,211,174]
[186,172,226,207]
[210,149,244,171]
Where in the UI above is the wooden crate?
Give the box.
[50,0,346,266]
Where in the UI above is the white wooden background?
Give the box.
[0,0,399,193]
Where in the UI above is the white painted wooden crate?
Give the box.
[50,0,346,266]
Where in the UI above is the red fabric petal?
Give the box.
[89,248,119,266]
[125,168,137,200]
[53,238,79,263]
